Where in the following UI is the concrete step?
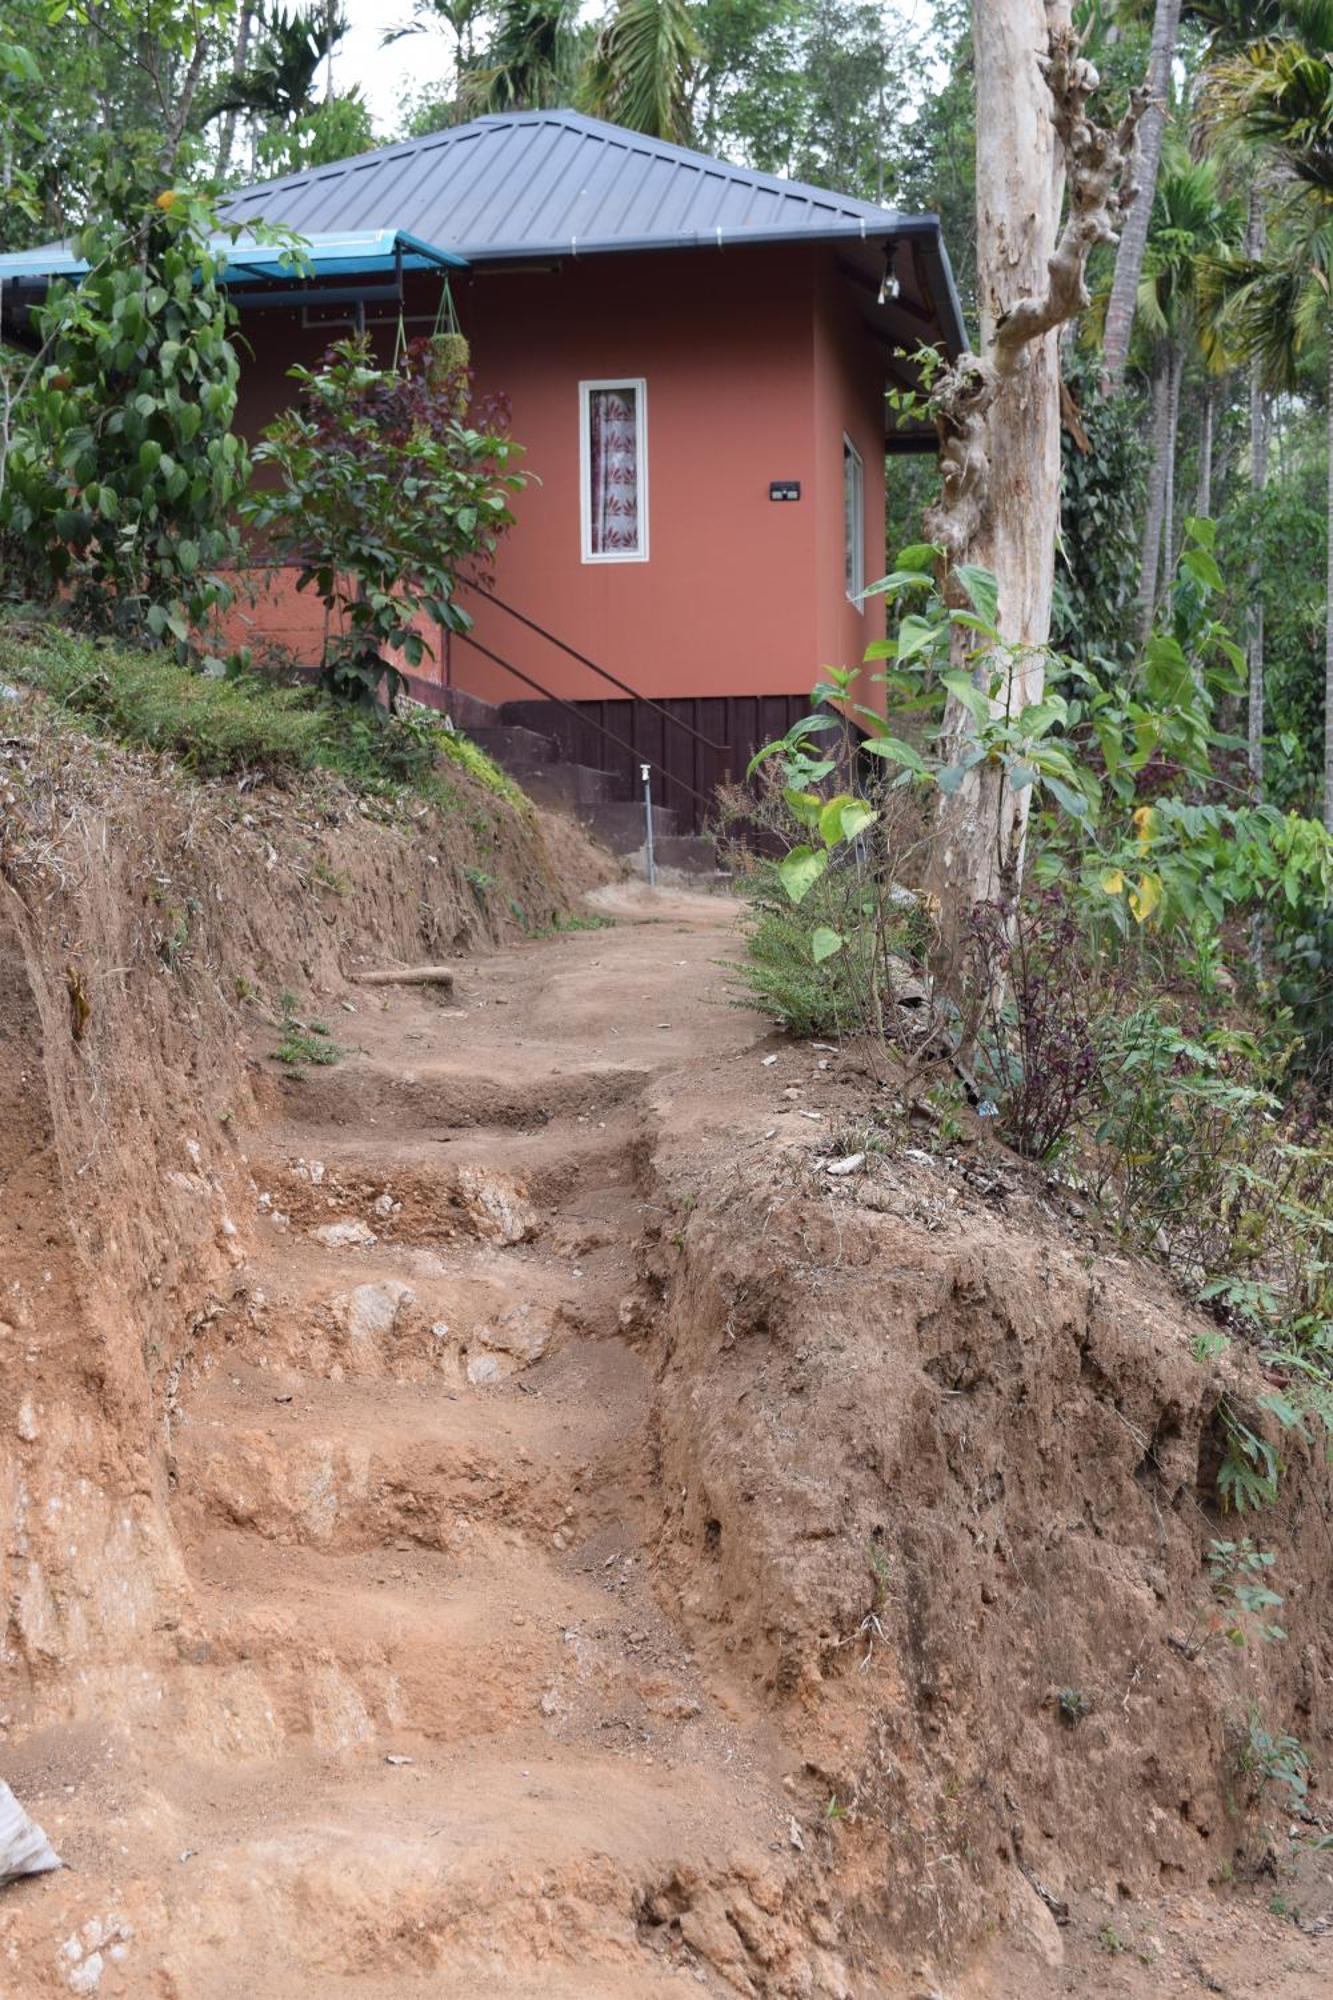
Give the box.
[437,688,499,731]
[651,833,723,875]
[506,761,621,809]
[577,800,679,855]
[462,723,558,766]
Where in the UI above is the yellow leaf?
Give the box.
[155,189,178,211]
[1132,804,1157,849]
[1129,872,1162,924]
[1099,868,1125,895]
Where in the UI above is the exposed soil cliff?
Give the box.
[0,703,1330,1998]
[0,702,607,1714]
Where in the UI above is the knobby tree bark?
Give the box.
[922,3,1145,962]
[1101,0,1181,392]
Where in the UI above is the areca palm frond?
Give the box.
[460,0,578,115]
[580,0,700,143]
[210,4,348,124]
[1133,147,1243,356]
[1208,17,1333,191]
[1184,1,1295,48]
[1196,198,1333,384]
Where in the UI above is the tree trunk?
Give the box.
[1245,183,1268,795]
[1325,333,1333,832]
[1137,346,1170,644]
[922,8,1144,961]
[1162,337,1181,586]
[1195,378,1215,521]
[1101,0,1180,392]
[215,4,254,183]
[1247,363,1269,792]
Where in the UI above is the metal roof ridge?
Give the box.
[221,106,915,234]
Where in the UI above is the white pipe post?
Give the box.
[640,762,656,885]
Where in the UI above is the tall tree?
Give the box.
[1132,146,1240,639]
[1101,0,1182,391]
[921,5,1144,950]
[1210,0,1333,828]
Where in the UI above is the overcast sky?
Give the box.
[336,2,453,134]
[332,0,942,146]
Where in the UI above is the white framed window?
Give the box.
[843,433,865,608]
[580,378,649,563]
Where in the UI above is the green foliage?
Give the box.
[1224,473,1325,817]
[1053,359,1150,666]
[1217,1403,1284,1513]
[729,862,878,1036]
[244,335,526,712]
[547,909,615,932]
[1207,1538,1287,1644]
[431,720,533,812]
[459,0,581,114]
[582,0,701,142]
[253,94,377,177]
[0,618,527,816]
[0,156,251,647]
[1241,1708,1311,1806]
[1057,1687,1090,1726]
[275,994,345,1069]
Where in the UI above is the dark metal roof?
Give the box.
[222,109,965,352]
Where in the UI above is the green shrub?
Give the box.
[0,153,250,649]
[0,618,524,815]
[432,721,533,813]
[243,334,526,710]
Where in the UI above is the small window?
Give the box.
[843,434,865,607]
[580,378,649,562]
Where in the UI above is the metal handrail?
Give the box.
[451,628,716,813]
[461,581,730,760]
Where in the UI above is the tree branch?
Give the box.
[923,24,1145,574]
[995,30,1147,360]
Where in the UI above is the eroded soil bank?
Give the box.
[0,718,1330,1997]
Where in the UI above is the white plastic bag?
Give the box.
[0,1781,62,1886]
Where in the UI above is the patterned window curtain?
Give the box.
[588,386,641,555]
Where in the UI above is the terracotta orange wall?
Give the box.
[229,243,889,707]
[812,254,889,704]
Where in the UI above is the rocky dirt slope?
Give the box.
[0,715,1330,1996]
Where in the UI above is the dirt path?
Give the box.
[3,883,1332,1999]
[5,884,822,1999]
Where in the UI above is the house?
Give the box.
[218,112,963,837]
[1,111,964,843]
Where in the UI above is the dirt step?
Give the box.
[249,1119,649,1250]
[171,1342,650,1548]
[269,1056,651,1135]
[202,1235,632,1382]
[159,1518,732,1763]
[27,1749,795,1997]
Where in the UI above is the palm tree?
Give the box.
[581,0,700,143]
[1132,146,1241,640]
[1102,0,1184,393]
[207,3,348,132]
[459,0,579,114]
[1209,0,1333,829]
[1188,0,1293,790]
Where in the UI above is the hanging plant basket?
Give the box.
[426,330,471,388]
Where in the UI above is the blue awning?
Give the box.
[0,227,468,288]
